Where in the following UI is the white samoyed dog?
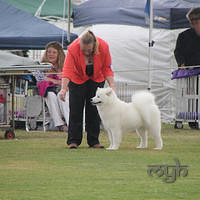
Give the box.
[91,87,163,150]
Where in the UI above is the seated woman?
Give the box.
[37,42,69,131]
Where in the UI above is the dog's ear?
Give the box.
[106,87,113,96]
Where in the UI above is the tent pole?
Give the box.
[62,0,66,48]
[67,0,71,44]
[147,0,153,91]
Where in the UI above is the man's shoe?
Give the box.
[68,143,78,149]
[58,125,68,132]
[89,144,104,149]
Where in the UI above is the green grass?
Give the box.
[0,124,199,200]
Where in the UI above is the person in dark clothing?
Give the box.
[59,31,115,149]
[174,8,200,68]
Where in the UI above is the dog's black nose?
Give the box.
[90,98,95,106]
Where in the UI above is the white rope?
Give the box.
[35,0,46,17]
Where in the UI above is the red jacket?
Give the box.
[62,37,113,84]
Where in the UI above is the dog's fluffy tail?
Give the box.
[132,91,159,127]
[132,91,156,105]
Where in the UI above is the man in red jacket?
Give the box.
[59,31,115,149]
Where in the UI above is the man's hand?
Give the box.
[59,88,68,101]
[59,77,70,101]
[180,64,185,69]
[105,76,116,93]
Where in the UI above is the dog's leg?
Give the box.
[112,129,121,150]
[106,128,114,149]
[106,128,121,150]
[153,137,163,150]
[136,128,148,149]
[148,125,163,150]
[152,133,163,150]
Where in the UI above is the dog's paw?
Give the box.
[136,145,147,149]
[153,147,162,150]
[106,146,112,150]
[106,147,118,150]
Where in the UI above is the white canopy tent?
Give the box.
[71,0,200,123]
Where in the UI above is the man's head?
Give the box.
[80,31,98,56]
[187,8,200,35]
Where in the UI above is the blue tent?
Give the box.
[0,0,78,49]
[73,0,199,29]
